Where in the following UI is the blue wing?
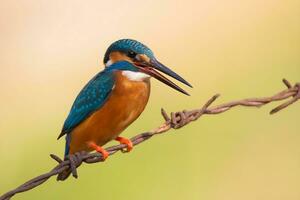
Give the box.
[58,69,115,139]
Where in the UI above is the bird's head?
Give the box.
[103,39,192,95]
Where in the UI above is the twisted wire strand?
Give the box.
[0,79,299,200]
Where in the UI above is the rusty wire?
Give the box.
[0,79,299,200]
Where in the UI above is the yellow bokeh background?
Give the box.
[0,0,299,199]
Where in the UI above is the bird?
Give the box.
[57,39,192,180]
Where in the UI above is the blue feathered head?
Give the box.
[103,39,154,64]
[102,38,192,95]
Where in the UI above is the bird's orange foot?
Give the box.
[87,142,109,160]
[115,136,133,152]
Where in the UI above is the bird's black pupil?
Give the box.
[128,51,136,58]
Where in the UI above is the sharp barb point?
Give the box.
[282,78,292,89]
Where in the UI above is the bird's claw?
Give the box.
[88,142,109,160]
[115,136,133,153]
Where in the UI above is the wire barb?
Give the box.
[0,79,299,200]
[270,81,300,114]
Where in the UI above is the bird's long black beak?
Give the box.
[134,58,192,96]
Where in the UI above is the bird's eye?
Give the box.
[127,51,137,58]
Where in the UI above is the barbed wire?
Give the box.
[0,79,299,200]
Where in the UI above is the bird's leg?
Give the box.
[115,136,133,152]
[87,141,109,160]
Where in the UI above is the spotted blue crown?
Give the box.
[103,39,155,64]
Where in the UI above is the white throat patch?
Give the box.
[105,59,113,67]
[122,71,150,81]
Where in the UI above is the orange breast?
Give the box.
[68,71,150,154]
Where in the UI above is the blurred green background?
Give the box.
[0,0,299,199]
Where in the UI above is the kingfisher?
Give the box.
[57,39,192,180]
